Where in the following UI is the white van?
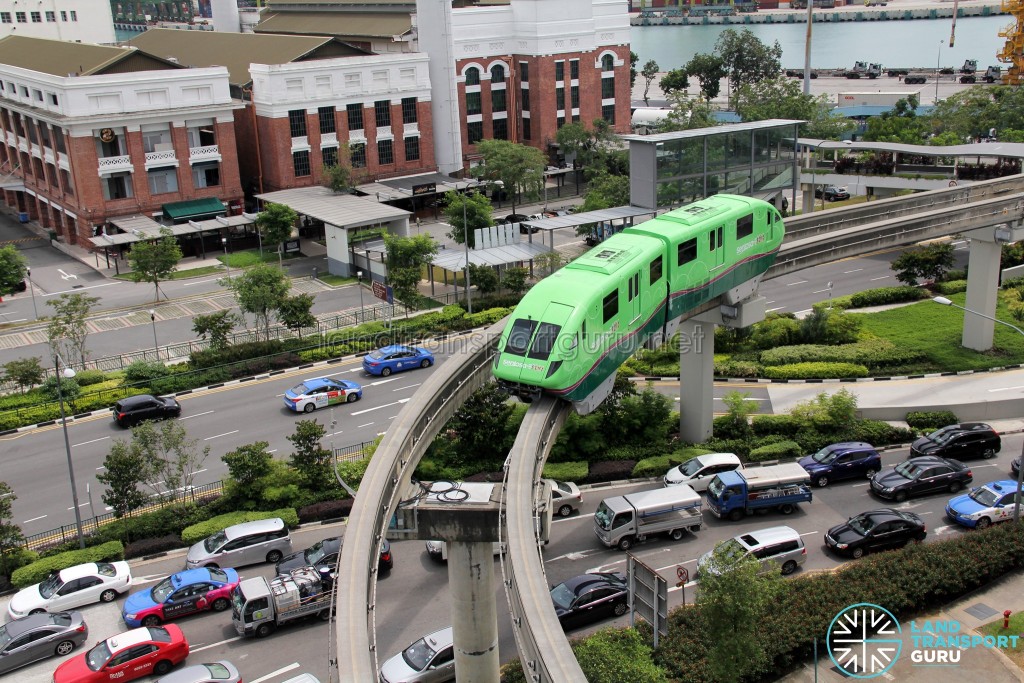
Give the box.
[664,453,742,491]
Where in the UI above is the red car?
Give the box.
[53,625,189,683]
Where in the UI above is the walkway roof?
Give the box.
[800,138,1024,159]
[430,240,552,270]
[622,119,803,144]
[92,213,255,247]
[257,186,409,227]
[519,205,658,232]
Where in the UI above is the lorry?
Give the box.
[231,567,333,638]
[844,62,881,79]
[594,485,703,551]
[903,72,929,85]
[961,65,1002,83]
[705,462,813,522]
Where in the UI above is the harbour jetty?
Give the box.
[631,1,1005,25]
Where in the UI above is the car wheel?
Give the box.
[781,560,798,576]
[99,589,118,603]
[347,393,359,403]
[153,660,173,676]
[212,598,230,612]
[948,481,962,493]
[977,517,992,530]
[255,622,275,638]
[865,469,877,479]
[670,529,684,541]
[421,359,432,369]
[142,615,161,627]
[815,476,829,488]
[617,537,634,551]
[729,509,745,522]
[983,448,996,459]
[558,504,573,518]
[894,491,908,503]
[851,547,865,559]
[55,640,75,656]
[318,609,332,621]
[303,403,316,413]
[267,550,284,564]
[613,602,628,617]
[778,503,795,515]
[381,367,392,377]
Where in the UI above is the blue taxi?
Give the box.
[946,479,1023,529]
[362,345,434,377]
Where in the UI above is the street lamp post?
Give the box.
[934,295,1024,521]
[221,237,231,281]
[463,184,473,314]
[356,270,365,323]
[935,40,942,104]
[54,354,85,548]
[149,309,160,362]
[26,267,38,320]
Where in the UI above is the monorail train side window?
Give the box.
[505,318,538,356]
[650,255,662,285]
[603,290,618,324]
[708,230,716,252]
[678,238,697,265]
[737,214,753,239]
[717,226,723,249]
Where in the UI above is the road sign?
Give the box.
[371,280,393,305]
[628,554,669,648]
[676,565,688,584]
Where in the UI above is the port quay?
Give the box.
[631,0,1006,25]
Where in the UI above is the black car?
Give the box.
[0,611,88,675]
[549,572,628,631]
[824,509,927,559]
[113,394,181,427]
[276,537,393,578]
[909,423,1001,461]
[870,455,972,502]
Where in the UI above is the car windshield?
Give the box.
[550,582,575,610]
[505,319,538,356]
[594,503,613,531]
[38,572,63,599]
[305,540,328,564]
[0,624,9,649]
[151,576,175,603]
[847,515,875,536]
[811,447,838,464]
[204,530,228,553]
[969,487,1000,507]
[401,637,437,672]
[86,641,112,671]
[894,461,924,479]
[716,538,748,564]
[707,476,726,498]
[928,428,958,444]
[678,458,705,477]
[289,383,311,395]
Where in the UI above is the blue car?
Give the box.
[362,345,434,377]
[284,377,362,413]
[798,442,881,487]
[946,480,1023,529]
[121,567,239,627]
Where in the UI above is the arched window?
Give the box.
[601,54,614,72]
[466,67,480,85]
[490,64,505,84]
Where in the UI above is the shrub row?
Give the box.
[761,362,869,379]
[124,535,187,560]
[12,540,125,587]
[296,499,353,524]
[583,460,637,484]
[541,461,589,481]
[631,454,685,478]
[748,440,802,462]
[849,285,928,307]
[758,338,926,369]
[180,508,298,544]
[905,410,959,430]
[933,279,968,295]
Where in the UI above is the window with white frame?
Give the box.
[147,166,178,195]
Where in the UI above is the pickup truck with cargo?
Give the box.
[231,567,332,638]
[705,462,813,522]
[594,485,703,551]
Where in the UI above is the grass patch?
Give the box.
[218,250,299,268]
[317,274,356,287]
[979,611,1024,668]
[114,265,225,282]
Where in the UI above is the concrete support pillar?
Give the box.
[801,186,814,213]
[679,318,715,444]
[963,233,1002,350]
[447,541,499,683]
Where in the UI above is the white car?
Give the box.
[379,627,455,683]
[664,453,742,492]
[547,479,582,517]
[7,561,132,619]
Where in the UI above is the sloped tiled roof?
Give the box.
[255,11,412,39]
[0,35,181,76]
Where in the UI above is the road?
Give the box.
[3,435,1019,683]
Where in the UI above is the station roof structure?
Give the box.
[800,138,1024,159]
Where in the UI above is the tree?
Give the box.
[287,419,333,490]
[0,244,27,296]
[468,264,499,295]
[127,228,182,301]
[446,383,515,466]
[255,202,298,268]
[41,373,80,410]
[684,53,728,102]
[533,250,563,277]
[697,540,784,683]
[629,50,639,88]
[502,266,529,296]
[864,95,929,143]
[225,262,290,341]
[890,243,955,285]
[641,59,660,105]
[580,171,630,214]
[442,191,494,248]
[192,311,238,351]
[46,292,99,367]
[474,139,546,215]
[130,420,210,502]
[663,93,719,132]
[714,29,782,100]
[383,233,437,311]
[96,440,149,520]
[277,293,317,338]
[659,68,690,97]
[0,481,24,578]
[555,120,618,173]
[734,76,850,139]
[3,357,44,393]
[222,441,274,500]
[322,150,353,193]
[718,390,759,439]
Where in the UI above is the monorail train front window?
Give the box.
[527,323,562,360]
[505,319,538,356]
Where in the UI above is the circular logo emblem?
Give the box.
[99,128,115,143]
[827,603,902,678]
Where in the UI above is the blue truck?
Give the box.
[705,463,813,522]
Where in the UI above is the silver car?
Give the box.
[379,627,455,683]
[155,660,241,683]
[697,525,807,577]
[0,611,88,674]
[185,518,292,569]
[547,479,582,518]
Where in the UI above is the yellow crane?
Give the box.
[998,0,1024,84]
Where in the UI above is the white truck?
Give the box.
[231,567,333,638]
[594,485,703,551]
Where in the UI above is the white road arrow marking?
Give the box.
[57,269,78,280]
[351,398,410,415]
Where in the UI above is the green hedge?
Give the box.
[906,410,959,430]
[758,339,925,370]
[542,461,588,481]
[748,440,802,462]
[761,362,869,379]
[849,286,927,308]
[751,414,803,437]
[180,508,298,544]
[933,279,968,295]
[713,360,761,377]
[12,541,125,588]
[632,454,684,478]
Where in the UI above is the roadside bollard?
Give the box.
[1004,610,1012,629]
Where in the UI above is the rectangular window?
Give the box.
[103,173,132,200]
[60,10,66,20]
[571,85,579,110]
[678,238,697,265]
[374,100,391,128]
[555,61,564,82]
[557,116,565,130]
[147,166,178,195]
[601,78,615,99]
[737,214,754,239]
[708,230,716,252]
[401,97,418,124]
[602,104,615,124]
[377,139,394,165]
[519,62,529,82]
[522,117,531,140]
[15,12,25,22]
[520,88,530,111]
[192,162,220,188]
[0,12,10,23]
[318,106,336,135]
[292,150,311,177]
[404,136,420,161]
[602,290,618,324]
[60,168,73,195]
[54,128,65,154]
[650,256,663,284]
[718,226,723,249]
[350,142,366,168]
[555,87,565,109]
[347,104,364,131]
[491,89,506,113]
[493,118,507,140]
[45,10,55,21]
[465,92,482,116]
[570,59,579,80]
[70,10,76,20]
[322,146,338,168]
[572,114,580,123]
[467,121,483,145]
[288,110,307,138]
[30,11,41,22]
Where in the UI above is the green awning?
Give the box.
[162,198,226,222]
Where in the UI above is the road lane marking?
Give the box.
[766,307,785,312]
[989,385,1024,392]
[843,268,863,274]
[251,664,301,683]
[57,269,78,280]
[182,277,224,286]
[799,531,819,537]
[180,411,215,420]
[655,558,697,572]
[203,430,239,441]
[72,436,110,447]
[23,514,46,523]
[367,377,402,387]
[394,383,421,391]
[870,275,890,281]
[67,503,88,510]
[545,549,602,563]
[668,581,698,593]
[812,289,832,294]
[786,280,808,286]
[0,317,26,323]
[351,398,409,415]
[44,282,117,296]
[190,636,243,652]
[357,422,374,428]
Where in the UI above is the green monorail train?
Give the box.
[492,194,785,414]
